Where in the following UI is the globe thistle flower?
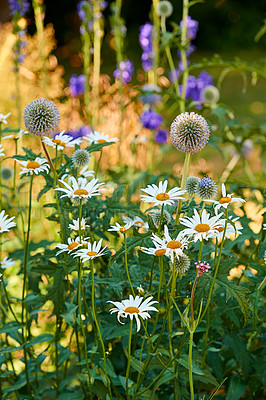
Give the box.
[1,167,14,181]
[156,1,173,17]
[201,85,220,105]
[195,261,211,277]
[72,149,91,168]
[23,98,60,136]
[151,209,172,228]
[196,176,218,200]
[170,112,210,154]
[185,176,200,196]
[140,109,163,130]
[170,253,190,276]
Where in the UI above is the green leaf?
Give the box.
[60,303,78,326]
[129,357,145,374]
[25,333,54,347]
[0,321,23,335]
[226,376,246,400]
[177,356,204,375]
[86,141,116,153]
[152,370,175,392]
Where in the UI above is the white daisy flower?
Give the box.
[207,183,245,211]
[179,209,225,242]
[108,221,134,233]
[0,113,11,124]
[74,239,108,261]
[79,166,95,178]
[140,180,185,206]
[83,130,119,145]
[122,216,149,230]
[140,234,168,257]
[107,295,158,332]
[1,257,16,269]
[0,144,5,157]
[213,216,243,240]
[42,130,82,150]
[15,157,50,176]
[0,210,16,233]
[3,129,28,140]
[55,236,89,256]
[163,225,189,261]
[55,176,104,202]
[68,218,89,231]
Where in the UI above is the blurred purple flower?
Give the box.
[113,59,134,84]
[155,129,168,144]
[8,0,30,16]
[139,23,154,71]
[69,74,86,97]
[140,109,163,130]
[180,16,198,41]
[65,126,91,140]
[140,84,161,105]
[179,71,213,106]
[169,68,180,83]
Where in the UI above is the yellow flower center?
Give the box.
[67,242,79,250]
[214,226,224,233]
[219,196,231,204]
[194,223,210,233]
[97,139,106,143]
[52,139,67,147]
[155,249,166,256]
[120,227,127,232]
[87,251,97,256]
[135,221,145,227]
[26,161,41,169]
[167,240,182,249]
[124,306,139,314]
[74,188,89,196]
[156,192,170,201]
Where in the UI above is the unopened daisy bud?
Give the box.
[72,149,91,167]
[185,176,200,196]
[137,285,145,295]
[156,1,173,18]
[196,176,217,200]
[1,167,14,181]
[201,85,220,105]
[195,260,210,276]
[170,253,190,276]
[23,98,60,136]
[170,112,210,154]
[151,209,172,228]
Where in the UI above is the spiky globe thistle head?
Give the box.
[156,1,173,18]
[72,149,90,167]
[1,167,14,181]
[196,176,217,200]
[201,85,220,105]
[23,98,60,136]
[170,112,210,154]
[185,176,200,196]
[170,253,190,276]
[151,209,172,228]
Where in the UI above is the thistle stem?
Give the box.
[126,320,133,400]
[175,152,191,224]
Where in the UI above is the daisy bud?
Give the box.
[185,176,200,196]
[196,176,218,200]
[151,209,172,228]
[1,167,14,181]
[137,285,145,295]
[170,112,210,154]
[170,253,190,276]
[23,98,60,136]
[201,85,220,105]
[156,1,173,18]
[195,260,210,276]
[72,149,91,167]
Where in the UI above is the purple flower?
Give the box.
[113,59,134,84]
[154,129,168,144]
[139,23,154,71]
[140,109,163,130]
[180,16,198,41]
[64,126,91,140]
[69,74,86,97]
[140,84,161,105]
[179,71,213,106]
[8,0,30,16]
[195,261,210,276]
[169,68,180,83]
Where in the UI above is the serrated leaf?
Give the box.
[226,376,246,400]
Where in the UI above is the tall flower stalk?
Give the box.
[32,0,47,96]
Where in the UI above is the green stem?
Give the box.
[197,240,203,262]
[91,0,102,129]
[126,320,133,400]
[95,149,103,178]
[21,173,34,396]
[175,152,191,224]
[188,330,194,400]
[83,31,92,124]
[158,204,164,233]
[89,259,112,398]
[152,0,160,85]
[32,0,47,96]
[180,0,189,113]
[124,232,135,296]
